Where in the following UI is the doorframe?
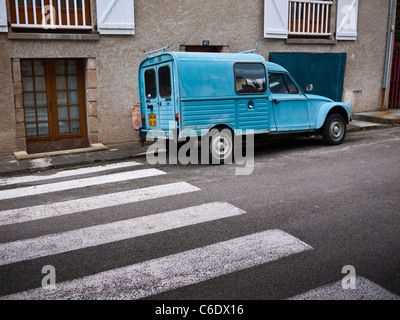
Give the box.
[11,57,99,153]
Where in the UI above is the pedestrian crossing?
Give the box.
[0,161,398,300]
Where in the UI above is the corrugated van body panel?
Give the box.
[237,98,270,132]
[181,99,236,134]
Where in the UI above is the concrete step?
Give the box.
[352,109,400,125]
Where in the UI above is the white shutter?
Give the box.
[0,0,8,33]
[96,0,135,35]
[336,0,358,40]
[264,0,289,39]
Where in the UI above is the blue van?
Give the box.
[138,49,351,163]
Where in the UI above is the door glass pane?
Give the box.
[36,92,47,107]
[21,61,33,76]
[24,108,36,122]
[23,93,35,107]
[37,108,49,121]
[38,123,49,136]
[22,77,34,92]
[69,91,79,104]
[268,74,289,94]
[144,69,157,99]
[35,77,46,91]
[58,106,69,120]
[69,105,80,119]
[68,76,78,90]
[56,76,67,90]
[26,123,37,137]
[33,61,45,76]
[70,120,81,133]
[55,61,65,75]
[67,61,77,75]
[57,92,68,105]
[59,121,69,134]
[158,66,171,98]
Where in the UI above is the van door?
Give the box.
[143,67,160,129]
[142,62,175,131]
[268,72,310,131]
[157,62,175,131]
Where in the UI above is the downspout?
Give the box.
[381,0,395,111]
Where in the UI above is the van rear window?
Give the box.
[144,69,157,99]
[235,63,267,95]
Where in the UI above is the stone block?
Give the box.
[87,102,98,116]
[88,116,98,133]
[86,70,97,89]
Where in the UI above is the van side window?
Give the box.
[158,66,172,98]
[235,63,267,94]
[268,73,299,94]
[144,69,157,98]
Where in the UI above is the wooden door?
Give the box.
[21,59,88,153]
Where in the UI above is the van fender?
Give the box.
[315,102,351,129]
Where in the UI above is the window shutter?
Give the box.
[264,0,289,39]
[96,0,135,35]
[0,0,8,33]
[336,0,358,40]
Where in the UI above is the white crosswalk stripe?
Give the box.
[0,202,245,266]
[0,168,166,200]
[288,277,400,300]
[5,164,391,300]
[0,161,143,187]
[2,230,313,300]
[0,182,200,226]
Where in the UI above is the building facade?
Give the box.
[0,0,397,156]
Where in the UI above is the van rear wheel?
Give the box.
[322,113,347,145]
[209,127,234,165]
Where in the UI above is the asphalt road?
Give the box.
[0,127,399,302]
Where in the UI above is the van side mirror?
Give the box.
[306,84,313,92]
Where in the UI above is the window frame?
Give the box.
[234,62,267,95]
[158,65,172,98]
[144,68,157,99]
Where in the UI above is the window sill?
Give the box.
[286,38,337,45]
[7,32,100,41]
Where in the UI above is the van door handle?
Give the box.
[147,105,153,109]
[273,99,280,104]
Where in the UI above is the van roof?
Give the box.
[140,51,287,72]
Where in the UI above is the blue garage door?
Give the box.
[269,53,347,102]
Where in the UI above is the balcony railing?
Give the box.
[289,0,333,37]
[10,0,92,30]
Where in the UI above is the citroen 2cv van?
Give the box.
[138,49,351,164]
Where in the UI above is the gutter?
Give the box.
[381,0,395,111]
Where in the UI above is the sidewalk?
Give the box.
[0,112,397,177]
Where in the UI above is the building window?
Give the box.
[289,0,333,37]
[9,0,92,31]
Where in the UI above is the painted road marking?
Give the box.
[0,169,166,200]
[0,182,200,226]
[0,161,143,187]
[1,230,312,300]
[288,276,400,300]
[0,202,245,266]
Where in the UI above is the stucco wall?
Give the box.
[0,0,395,156]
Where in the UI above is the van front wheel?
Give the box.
[209,128,234,165]
[322,113,347,145]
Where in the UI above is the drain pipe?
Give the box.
[381,0,395,111]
